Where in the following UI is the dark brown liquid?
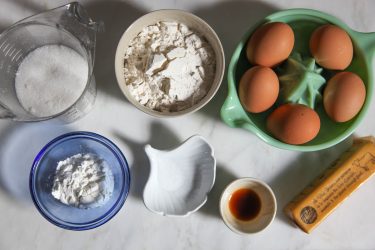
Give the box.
[229,188,261,221]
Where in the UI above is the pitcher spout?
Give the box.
[14,1,103,59]
[67,2,104,32]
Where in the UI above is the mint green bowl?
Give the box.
[221,9,375,151]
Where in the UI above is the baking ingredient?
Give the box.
[123,21,216,112]
[284,136,375,233]
[51,153,114,209]
[267,103,320,145]
[324,72,366,122]
[310,24,353,70]
[229,188,261,221]
[278,53,326,109]
[246,22,294,67]
[239,66,279,113]
[15,45,88,117]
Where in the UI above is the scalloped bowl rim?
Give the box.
[143,135,216,216]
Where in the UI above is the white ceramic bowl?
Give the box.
[143,135,216,216]
[220,178,277,234]
[114,9,225,118]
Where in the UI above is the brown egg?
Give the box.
[310,24,353,70]
[323,72,366,122]
[246,22,294,67]
[267,104,320,145]
[239,66,279,113]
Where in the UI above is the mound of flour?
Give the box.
[123,21,216,112]
[51,153,114,209]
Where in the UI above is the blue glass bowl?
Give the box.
[29,131,131,230]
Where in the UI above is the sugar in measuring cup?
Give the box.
[0,2,102,122]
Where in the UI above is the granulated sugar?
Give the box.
[15,45,88,117]
[123,21,216,112]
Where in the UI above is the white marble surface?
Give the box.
[0,0,374,249]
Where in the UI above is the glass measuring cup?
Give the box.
[0,2,102,122]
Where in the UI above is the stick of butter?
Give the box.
[284,136,375,233]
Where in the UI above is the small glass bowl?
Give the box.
[29,131,131,230]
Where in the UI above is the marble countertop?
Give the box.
[0,0,374,249]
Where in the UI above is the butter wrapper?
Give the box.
[284,136,375,233]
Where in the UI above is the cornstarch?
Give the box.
[51,153,114,209]
[15,45,88,117]
[123,21,216,112]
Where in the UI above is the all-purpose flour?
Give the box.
[15,45,88,117]
[123,21,216,112]
[51,153,114,209]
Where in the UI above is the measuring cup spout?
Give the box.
[14,2,103,66]
[67,2,104,33]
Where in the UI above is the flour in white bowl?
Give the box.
[123,21,216,112]
[15,45,88,117]
[51,153,114,209]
